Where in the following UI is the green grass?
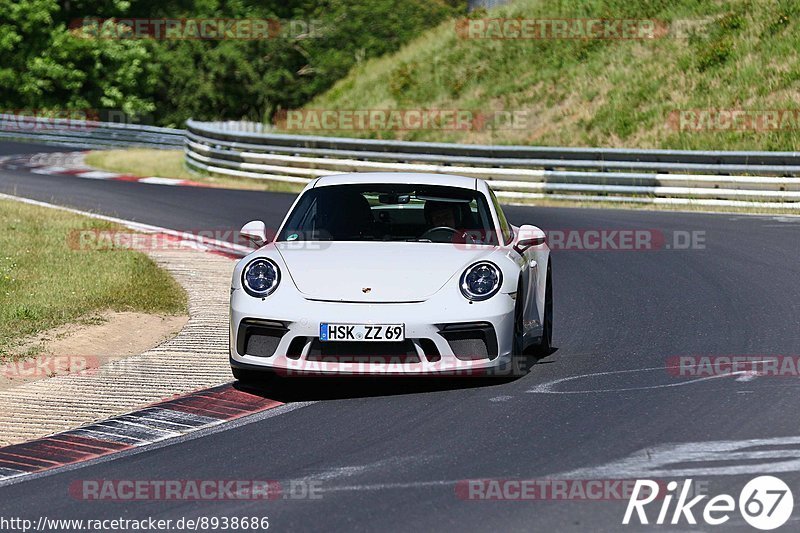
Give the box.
[292,0,800,150]
[0,199,187,359]
[85,149,305,193]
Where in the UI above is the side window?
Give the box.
[489,188,513,245]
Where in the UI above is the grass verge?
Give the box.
[0,199,188,359]
[85,149,305,193]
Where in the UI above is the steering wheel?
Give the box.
[419,226,479,244]
[419,226,458,242]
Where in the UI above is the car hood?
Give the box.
[275,242,488,302]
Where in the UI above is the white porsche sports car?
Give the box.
[229,172,552,380]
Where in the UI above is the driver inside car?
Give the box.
[424,200,460,230]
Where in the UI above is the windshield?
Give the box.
[277,184,499,244]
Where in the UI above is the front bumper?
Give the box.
[230,284,515,376]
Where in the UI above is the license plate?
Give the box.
[320,323,405,342]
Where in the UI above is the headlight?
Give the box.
[242,258,280,298]
[460,261,502,301]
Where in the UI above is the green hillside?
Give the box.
[295,0,800,150]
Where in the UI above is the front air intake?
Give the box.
[237,319,288,358]
[438,322,498,361]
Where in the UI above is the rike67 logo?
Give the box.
[623,476,793,530]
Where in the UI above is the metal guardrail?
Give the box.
[185,120,800,166]
[0,114,183,149]
[5,115,800,209]
[185,119,800,209]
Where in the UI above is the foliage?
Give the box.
[0,0,463,127]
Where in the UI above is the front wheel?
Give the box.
[509,280,528,376]
[532,262,553,357]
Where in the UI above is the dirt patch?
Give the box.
[0,312,188,390]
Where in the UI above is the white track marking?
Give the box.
[30,166,68,175]
[74,170,120,179]
[138,177,185,185]
[489,395,513,402]
[526,365,750,394]
[316,479,457,494]
[298,457,425,483]
[550,436,800,479]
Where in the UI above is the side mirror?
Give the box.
[240,220,268,248]
[514,224,546,254]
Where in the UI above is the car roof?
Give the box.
[313,172,478,190]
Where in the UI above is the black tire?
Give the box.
[532,261,553,358]
[509,278,528,377]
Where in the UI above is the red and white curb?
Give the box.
[0,384,281,482]
[0,151,208,188]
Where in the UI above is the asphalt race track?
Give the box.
[2,140,800,531]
